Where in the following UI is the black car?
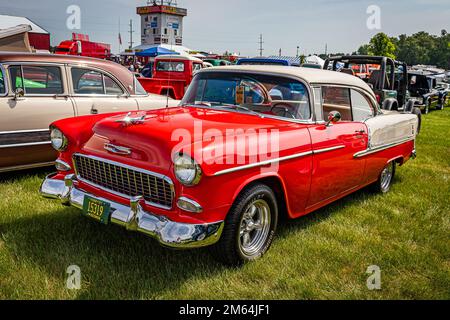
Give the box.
[408,72,443,114]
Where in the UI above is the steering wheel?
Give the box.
[270,103,297,119]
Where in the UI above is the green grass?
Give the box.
[0,108,449,300]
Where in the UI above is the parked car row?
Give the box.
[0,52,178,173]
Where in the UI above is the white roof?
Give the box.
[155,54,203,63]
[200,65,376,98]
[0,15,49,34]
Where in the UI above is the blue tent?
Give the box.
[135,46,179,57]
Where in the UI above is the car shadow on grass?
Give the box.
[0,167,53,183]
[1,206,228,299]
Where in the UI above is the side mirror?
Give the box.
[326,111,341,127]
[14,88,25,100]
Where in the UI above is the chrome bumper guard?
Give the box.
[40,174,224,249]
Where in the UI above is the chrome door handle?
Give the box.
[355,129,365,134]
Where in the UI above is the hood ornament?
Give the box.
[104,143,131,155]
[116,112,146,126]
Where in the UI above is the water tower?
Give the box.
[137,0,187,46]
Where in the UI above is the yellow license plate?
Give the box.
[82,196,111,225]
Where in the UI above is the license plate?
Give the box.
[82,196,111,225]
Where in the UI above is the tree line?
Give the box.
[356,30,450,70]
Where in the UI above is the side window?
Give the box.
[71,68,103,94]
[71,68,123,95]
[104,75,124,95]
[322,86,352,121]
[0,67,5,95]
[351,90,373,122]
[9,65,63,94]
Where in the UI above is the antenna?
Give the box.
[258,34,264,57]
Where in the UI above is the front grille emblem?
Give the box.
[104,143,131,155]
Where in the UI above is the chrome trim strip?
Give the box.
[212,145,346,176]
[39,174,223,249]
[0,129,49,135]
[313,145,346,155]
[72,153,175,210]
[213,150,313,176]
[0,161,54,173]
[354,137,415,158]
[0,141,51,149]
[177,197,203,213]
[0,64,8,97]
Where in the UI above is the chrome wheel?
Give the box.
[380,163,394,191]
[239,199,271,257]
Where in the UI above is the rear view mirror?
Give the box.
[326,111,342,127]
[14,88,25,100]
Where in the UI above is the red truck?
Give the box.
[55,33,111,60]
[138,55,204,100]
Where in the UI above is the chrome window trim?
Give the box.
[6,64,67,96]
[0,64,8,97]
[186,69,316,124]
[353,137,415,158]
[72,153,175,210]
[68,65,129,96]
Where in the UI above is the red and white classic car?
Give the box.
[40,66,418,265]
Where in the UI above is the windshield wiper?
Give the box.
[186,101,264,118]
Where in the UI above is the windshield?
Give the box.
[181,72,311,120]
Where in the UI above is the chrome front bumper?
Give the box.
[40,174,224,249]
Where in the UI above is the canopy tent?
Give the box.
[135,46,179,57]
[305,55,325,67]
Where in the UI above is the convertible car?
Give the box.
[40,66,418,265]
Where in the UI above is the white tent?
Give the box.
[305,55,325,67]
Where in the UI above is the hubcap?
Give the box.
[239,199,271,256]
[380,163,394,191]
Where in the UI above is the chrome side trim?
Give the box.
[0,141,51,149]
[39,174,224,249]
[72,153,175,210]
[213,150,313,176]
[354,137,415,158]
[212,145,346,177]
[0,161,54,173]
[0,129,49,135]
[313,145,346,155]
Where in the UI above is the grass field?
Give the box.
[0,108,449,300]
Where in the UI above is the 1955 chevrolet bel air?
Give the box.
[40,66,418,265]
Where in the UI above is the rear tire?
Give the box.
[370,161,396,194]
[211,184,278,266]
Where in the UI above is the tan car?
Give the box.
[0,52,177,173]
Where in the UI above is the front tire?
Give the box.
[370,161,396,193]
[211,184,278,266]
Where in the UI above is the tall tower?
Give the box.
[137,0,187,46]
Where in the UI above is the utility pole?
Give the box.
[128,19,134,50]
[325,43,328,56]
[258,34,264,57]
[296,46,300,58]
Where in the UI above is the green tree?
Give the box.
[368,33,397,59]
[357,44,370,55]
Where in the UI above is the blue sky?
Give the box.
[0,0,449,56]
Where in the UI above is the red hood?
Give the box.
[81,107,296,176]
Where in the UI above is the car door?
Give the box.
[306,86,369,209]
[0,63,75,171]
[69,66,138,116]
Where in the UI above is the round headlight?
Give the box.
[50,127,68,151]
[173,154,202,186]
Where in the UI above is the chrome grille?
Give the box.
[73,154,173,209]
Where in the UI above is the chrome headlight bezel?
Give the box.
[173,153,202,186]
[50,126,68,152]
